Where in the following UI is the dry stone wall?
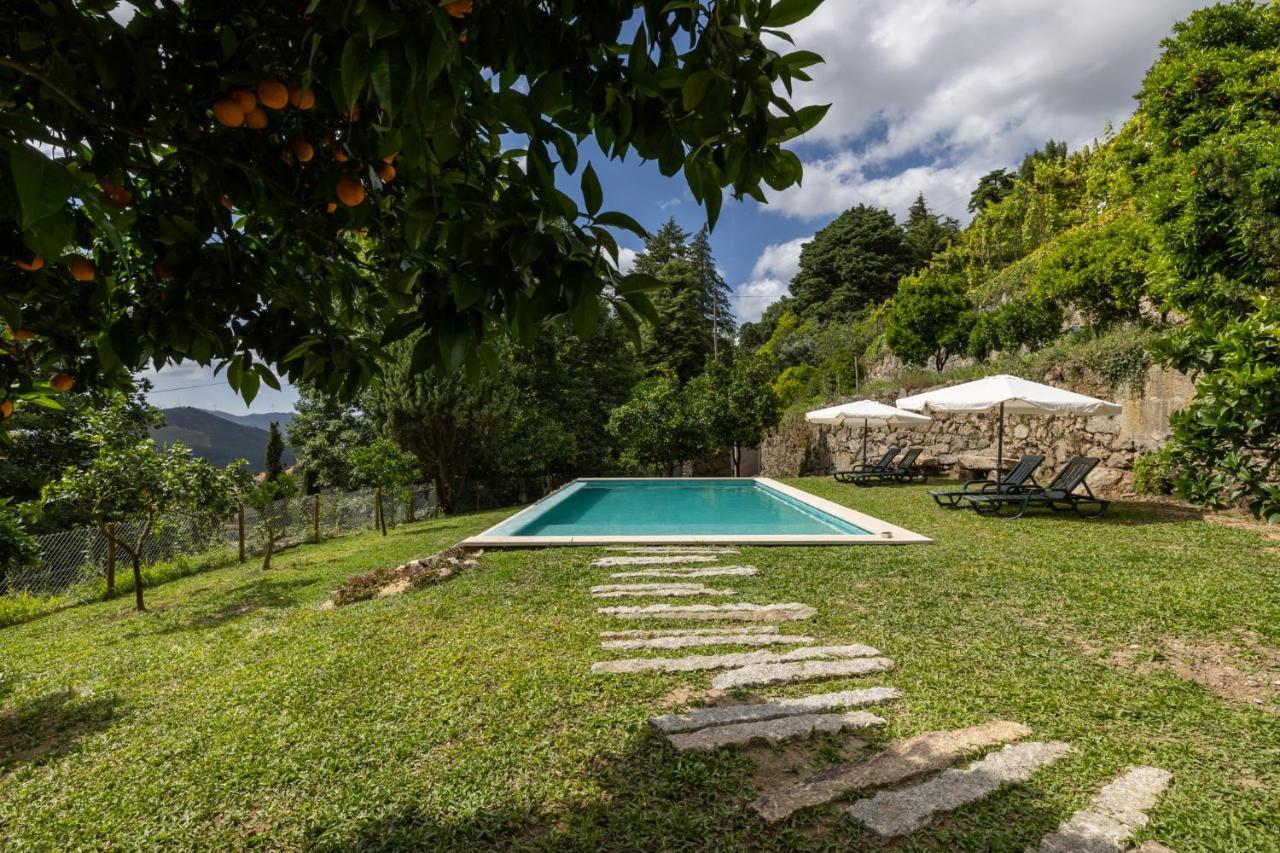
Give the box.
[760,365,1194,497]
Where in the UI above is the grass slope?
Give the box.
[1,484,1276,850]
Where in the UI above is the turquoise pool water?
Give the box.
[487,479,870,537]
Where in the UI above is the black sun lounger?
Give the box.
[833,446,900,484]
[929,454,1045,508]
[847,447,926,487]
[962,456,1110,519]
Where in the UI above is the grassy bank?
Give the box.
[0,486,1276,850]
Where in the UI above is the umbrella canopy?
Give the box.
[896,375,1121,480]
[806,400,932,464]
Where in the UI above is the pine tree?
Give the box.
[689,227,736,356]
[632,218,690,275]
[902,193,960,269]
[264,422,285,481]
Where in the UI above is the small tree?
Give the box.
[350,439,419,536]
[607,375,708,477]
[41,401,236,610]
[244,473,299,570]
[884,269,976,371]
[0,499,39,595]
[691,353,782,476]
[264,422,285,482]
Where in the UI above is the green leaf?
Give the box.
[615,273,667,294]
[596,211,648,239]
[254,363,282,391]
[682,70,714,111]
[581,162,603,216]
[571,293,600,337]
[340,37,369,107]
[8,144,81,229]
[369,47,393,111]
[765,0,825,27]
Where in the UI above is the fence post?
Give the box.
[312,493,321,543]
[105,523,117,599]
[237,504,246,563]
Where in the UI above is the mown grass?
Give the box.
[0,485,1276,850]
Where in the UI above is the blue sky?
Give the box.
[144,0,1210,414]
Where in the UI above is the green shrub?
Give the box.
[1133,446,1177,496]
[0,591,61,629]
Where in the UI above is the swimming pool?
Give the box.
[463,478,931,547]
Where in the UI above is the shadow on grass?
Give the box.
[151,576,317,635]
[0,688,123,776]
[310,727,1069,851]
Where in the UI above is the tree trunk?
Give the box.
[262,525,274,571]
[104,523,117,600]
[377,486,387,536]
[131,554,145,611]
[435,474,453,515]
[732,445,741,477]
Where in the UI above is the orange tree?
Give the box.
[0,0,827,412]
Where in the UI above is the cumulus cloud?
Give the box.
[733,236,810,323]
[766,0,1207,221]
[615,246,638,274]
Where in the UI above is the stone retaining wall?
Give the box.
[759,365,1194,496]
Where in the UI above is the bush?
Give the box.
[1133,446,1177,496]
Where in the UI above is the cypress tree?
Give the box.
[265,421,285,481]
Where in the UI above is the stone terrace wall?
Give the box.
[759,365,1194,496]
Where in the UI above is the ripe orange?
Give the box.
[231,89,257,112]
[336,176,366,207]
[16,255,43,272]
[257,80,289,110]
[445,0,473,18]
[68,257,96,282]
[288,85,316,110]
[290,139,314,162]
[101,179,131,206]
[333,146,350,163]
[244,107,269,129]
[0,400,12,419]
[376,162,396,183]
[213,99,246,127]
[220,194,234,211]
[11,329,35,341]
[382,152,399,164]
[50,373,76,393]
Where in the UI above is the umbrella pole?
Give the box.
[862,420,868,465]
[996,401,1005,483]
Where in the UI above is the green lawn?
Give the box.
[1,482,1277,850]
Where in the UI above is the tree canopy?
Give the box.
[0,0,827,412]
[787,204,914,320]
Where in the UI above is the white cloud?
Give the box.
[767,0,1209,221]
[733,236,810,324]
[615,246,638,275]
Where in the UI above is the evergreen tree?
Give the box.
[286,387,371,493]
[968,168,1016,213]
[903,194,961,269]
[1018,139,1069,182]
[264,422,285,482]
[632,218,690,275]
[689,227,737,354]
[789,205,914,320]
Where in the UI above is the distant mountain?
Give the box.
[203,410,295,433]
[153,407,294,471]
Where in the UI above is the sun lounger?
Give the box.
[929,455,1044,508]
[963,456,1109,519]
[847,447,926,486]
[833,446,900,484]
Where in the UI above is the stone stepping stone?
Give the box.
[602,633,815,651]
[1038,766,1173,853]
[609,566,758,579]
[592,644,881,675]
[589,583,736,598]
[598,603,817,622]
[846,740,1073,838]
[606,547,738,554]
[651,687,902,735]
[750,720,1032,823]
[601,626,778,639]
[592,555,721,567]
[666,711,886,753]
[712,656,894,690]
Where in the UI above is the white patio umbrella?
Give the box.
[896,374,1122,481]
[805,400,933,464]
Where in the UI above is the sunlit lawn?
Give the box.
[0,482,1276,850]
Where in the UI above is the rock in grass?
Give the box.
[712,657,893,689]
[609,566,758,579]
[666,711,886,752]
[589,583,736,598]
[592,645,882,675]
[650,687,902,735]
[1038,766,1173,853]
[600,626,778,639]
[592,555,721,567]
[750,719,1032,822]
[846,741,1072,837]
[602,633,815,651]
[597,603,816,622]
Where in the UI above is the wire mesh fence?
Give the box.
[1,483,438,602]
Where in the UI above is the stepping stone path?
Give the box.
[750,719,1032,822]
[589,582,736,599]
[578,548,1173,843]
[1038,766,1173,853]
[667,711,886,753]
[602,632,815,650]
[609,566,758,579]
[592,645,882,675]
[846,741,1073,837]
[651,687,902,735]
[598,602,817,622]
[592,555,722,566]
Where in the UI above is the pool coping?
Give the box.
[461,477,932,547]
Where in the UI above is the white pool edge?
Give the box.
[461,477,932,548]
